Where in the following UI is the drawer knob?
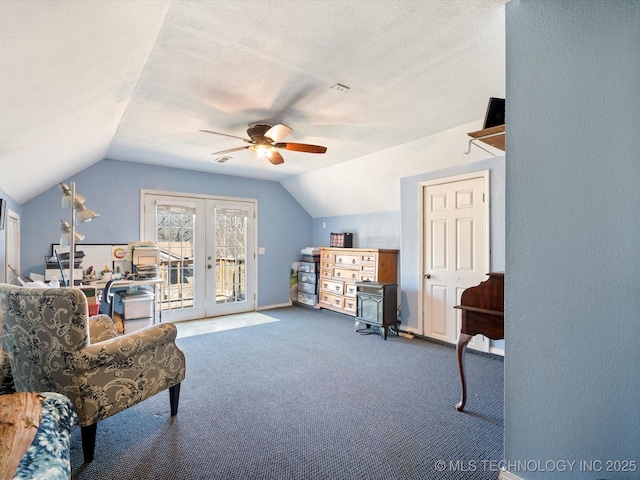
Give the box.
[352,259,356,264]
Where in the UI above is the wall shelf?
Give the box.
[464,124,505,155]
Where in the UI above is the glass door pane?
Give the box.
[215,208,247,304]
[206,200,255,317]
[156,203,196,313]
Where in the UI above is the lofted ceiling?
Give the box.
[0,0,505,205]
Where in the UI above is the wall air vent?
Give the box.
[215,156,231,163]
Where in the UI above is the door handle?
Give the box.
[424,273,431,279]
[207,264,212,269]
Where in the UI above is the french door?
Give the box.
[142,191,257,322]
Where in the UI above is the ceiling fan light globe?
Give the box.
[250,145,273,158]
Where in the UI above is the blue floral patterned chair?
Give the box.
[0,283,186,463]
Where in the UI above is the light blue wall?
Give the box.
[400,158,506,333]
[506,1,640,477]
[0,188,21,283]
[20,159,312,308]
[312,211,401,250]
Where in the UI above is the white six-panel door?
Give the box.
[422,172,490,352]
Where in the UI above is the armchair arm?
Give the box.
[73,323,179,371]
[64,322,185,426]
[88,314,119,343]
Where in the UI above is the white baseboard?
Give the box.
[490,346,505,356]
[498,469,524,480]
[258,301,293,311]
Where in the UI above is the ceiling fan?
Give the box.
[200,124,327,165]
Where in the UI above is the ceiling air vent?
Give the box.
[330,83,350,93]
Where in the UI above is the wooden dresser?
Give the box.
[318,247,398,316]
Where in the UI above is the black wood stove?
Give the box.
[354,281,399,340]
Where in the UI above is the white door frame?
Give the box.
[4,208,20,284]
[418,170,491,346]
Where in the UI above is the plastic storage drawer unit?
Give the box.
[119,291,154,320]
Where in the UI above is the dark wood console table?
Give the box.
[453,272,504,411]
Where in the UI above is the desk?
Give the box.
[86,278,163,327]
[453,273,504,412]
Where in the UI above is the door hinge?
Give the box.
[482,193,485,203]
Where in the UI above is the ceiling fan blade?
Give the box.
[274,142,327,154]
[210,146,250,155]
[268,151,285,165]
[264,124,292,142]
[200,129,252,143]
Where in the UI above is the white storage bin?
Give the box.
[298,272,317,284]
[297,292,318,306]
[298,262,316,273]
[119,292,154,320]
[298,281,317,294]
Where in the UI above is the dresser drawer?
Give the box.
[321,279,344,295]
[320,269,333,279]
[319,291,344,309]
[361,273,376,282]
[344,283,358,297]
[361,264,376,275]
[335,254,360,266]
[334,268,360,281]
[344,297,357,313]
[322,251,335,262]
[361,253,378,264]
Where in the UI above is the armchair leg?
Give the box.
[169,383,181,416]
[80,423,98,463]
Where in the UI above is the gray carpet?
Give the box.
[70,306,504,480]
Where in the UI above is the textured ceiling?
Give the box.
[0,0,505,204]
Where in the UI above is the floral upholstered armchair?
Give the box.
[0,283,186,463]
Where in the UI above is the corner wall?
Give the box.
[506,1,640,477]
